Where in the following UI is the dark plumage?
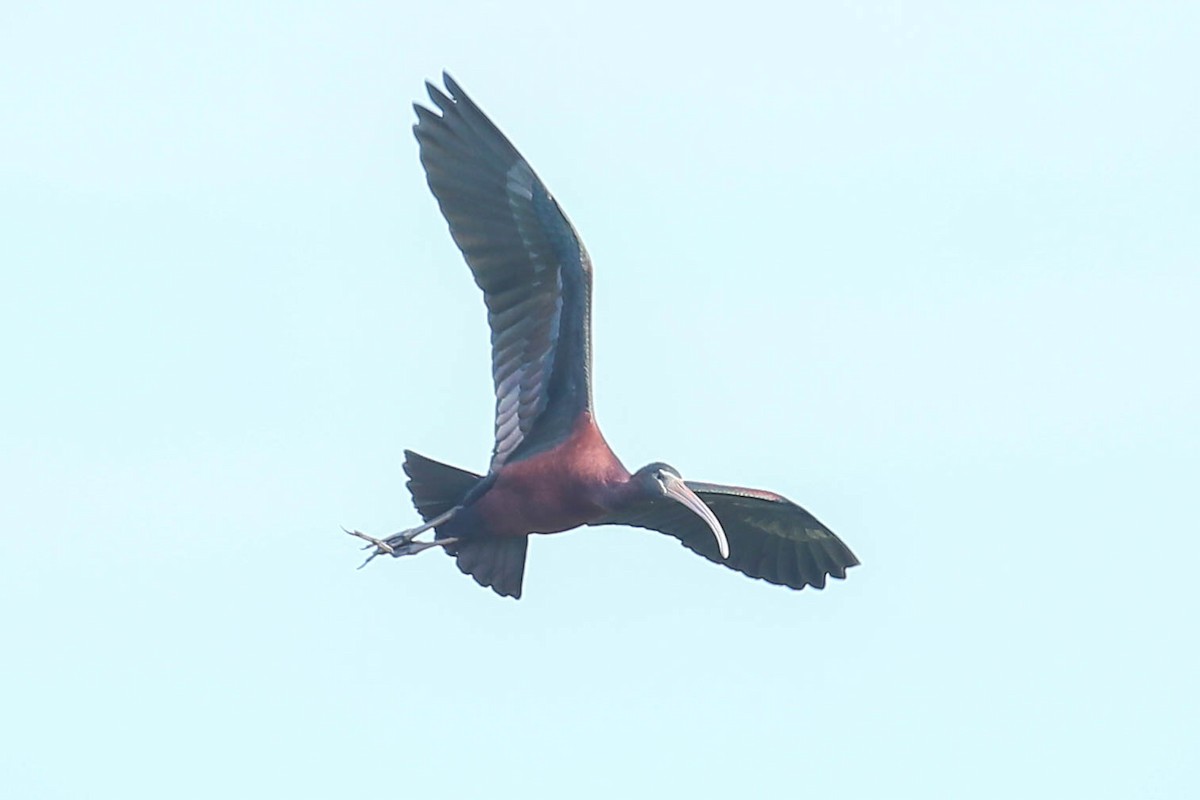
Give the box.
[593,481,857,591]
[413,74,592,469]
[348,74,860,599]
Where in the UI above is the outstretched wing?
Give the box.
[594,482,860,590]
[413,74,595,470]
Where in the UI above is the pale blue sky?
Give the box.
[3,2,1197,798]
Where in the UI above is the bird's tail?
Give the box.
[402,449,480,523]
[402,450,528,599]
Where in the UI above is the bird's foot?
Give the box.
[343,527,395,568]
[343,527,395,553]
[343,526,458,569]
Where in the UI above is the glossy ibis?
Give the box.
[347,74,860,599]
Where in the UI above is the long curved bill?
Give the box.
[661,474,730,559]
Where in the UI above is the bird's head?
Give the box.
[632,462,730,560]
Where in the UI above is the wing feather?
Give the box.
[592,482,860,591]
[414,74,594,468]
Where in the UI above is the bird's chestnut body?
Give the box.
[455,413,633,538]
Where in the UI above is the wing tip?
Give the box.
[442,70,464,99]
[421,71,468,113]
[426,79,452,110]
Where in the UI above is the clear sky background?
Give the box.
[3,2,1197,798]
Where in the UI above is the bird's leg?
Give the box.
[381,506,461,545]
[344,506,463,569]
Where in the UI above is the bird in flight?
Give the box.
[347,73,860,598]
